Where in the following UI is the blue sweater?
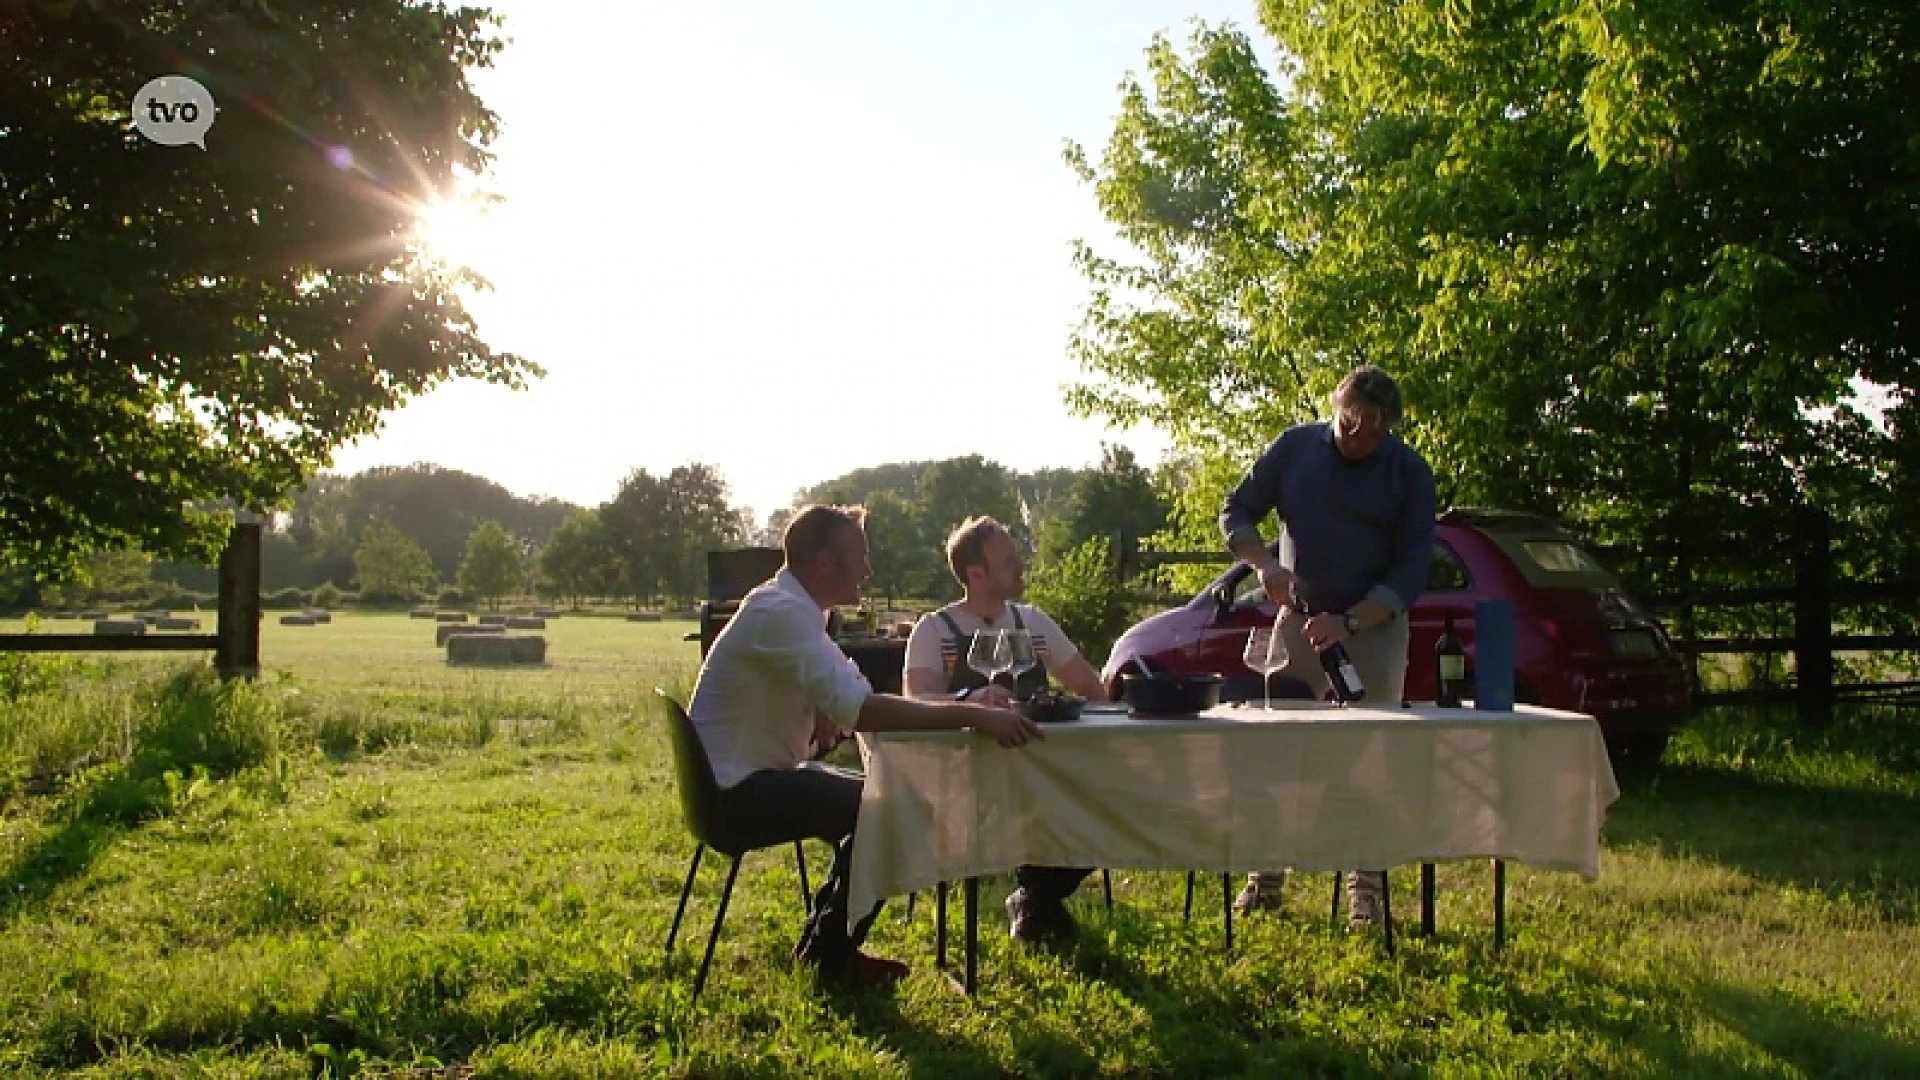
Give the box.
[1219,422,1436,616]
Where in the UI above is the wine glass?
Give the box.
[1003,629,1038,700]
[967,629,1012,694]
[1243,627,1290,711]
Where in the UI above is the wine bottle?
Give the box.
[1293,596,1366,703]
[1320,640,1366,703]
[1435,609,1467,707]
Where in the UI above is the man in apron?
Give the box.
[903,515,1111,943]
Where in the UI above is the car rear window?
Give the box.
[1489,533,1622,589]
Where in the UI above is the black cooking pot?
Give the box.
[1119,672,1224,715]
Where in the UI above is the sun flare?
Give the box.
[411,194,496,272]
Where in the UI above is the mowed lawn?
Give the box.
[1,613,1917,1077]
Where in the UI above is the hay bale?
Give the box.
[505,616,546,630]
[477,613,510,626]
[447,633,547,666]
[409,606,437,619]
[50,611,79,620]
[302,608,333,624]
[436,623,505,647]
[78,609,109,620]
[531,607,563,619]
[134,610,170,625]
[279,613,317,626]
[155,617,201,631]
[435,611,469,623]
[94,619,147,636]
[625,612,662,622]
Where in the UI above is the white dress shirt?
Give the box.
[688,568,873,790]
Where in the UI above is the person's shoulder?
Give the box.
[1386,433,1435,477]
[909,604,964,637]
[1016,603,1070,638]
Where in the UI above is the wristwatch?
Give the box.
[1343,612,1363,635]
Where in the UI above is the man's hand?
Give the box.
[964,684,1014,709]
[968,705,1044,748]
[1256,562,1299,606]
[810,711,844,756]
[1302,612,1349,652]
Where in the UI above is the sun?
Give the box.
[411,193,497,272]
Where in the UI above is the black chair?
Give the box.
[656,689,812,1005]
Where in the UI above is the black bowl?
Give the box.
[1018,692,1085,724]
[1119,673,1224,715]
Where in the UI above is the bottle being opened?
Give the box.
[1293,595,1365,704]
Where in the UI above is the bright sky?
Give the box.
[326,0,1265,523]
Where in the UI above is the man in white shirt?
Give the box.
[689,504,1041,991]
[903,515,1109,944]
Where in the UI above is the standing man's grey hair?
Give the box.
[1331,365,1404,429]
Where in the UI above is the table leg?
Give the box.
[1222,872,1233,955]
[964,876,979,996]
[1493,859,1506,952]
[935,881,948,969]
[1420,862,1436,937]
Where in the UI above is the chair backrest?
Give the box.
[655,689,736,853]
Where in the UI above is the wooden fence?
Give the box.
[0,522,263,679]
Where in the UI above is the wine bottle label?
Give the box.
[1339,661,1363,693]
[1440,655,1465,680]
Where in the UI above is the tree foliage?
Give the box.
[352,523,435,604]
[538,510,621,608]
[1068,5,1920,605]
[1038,444,1168,573]
[1,1,535,577]
[1023,536,1134,668]
[457,520,522,609]
[600,464,748,606]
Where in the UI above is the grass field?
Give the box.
[1,614,1917,1077]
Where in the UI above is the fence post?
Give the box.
[215,521,262,680]
[1794,508,1833,728]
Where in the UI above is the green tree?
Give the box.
[863,491,934,609]
[918,455,1022,558]
[660,464,747,604]
[1023,536,1134,669]
[457,521,523,610]
[2,2,537,577]
[1037,444,1168,575]
[538,510,621,608]
[601,469,667,606]
[353,523,436,605]
[1068,10,1919,612]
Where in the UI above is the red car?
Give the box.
[1100,509,1692,763]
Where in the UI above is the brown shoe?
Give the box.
[851,951,909,988]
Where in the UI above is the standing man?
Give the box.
[689,504,1043,990]
[1220,365,1436,923]
[903,515,1110,943]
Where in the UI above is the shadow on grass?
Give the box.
[1605,764,1920,922]
[1,669,277,924]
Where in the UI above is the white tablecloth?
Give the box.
[848,702,1620,918]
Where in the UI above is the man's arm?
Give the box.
[1372,452,1438,619]
[1050,654,1110,702]
[1022,607,1111,702]
[1221,431,1301,602]
[856,693,1041,748]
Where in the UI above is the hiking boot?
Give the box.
[1346,873,1386,927]
[1005,887,1077,945]
[1232,874,1285,915]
